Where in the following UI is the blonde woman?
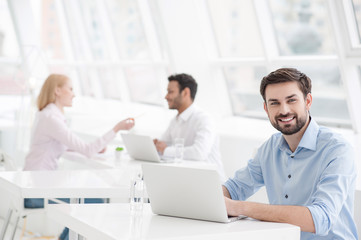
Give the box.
[23,74,134,240]
[24,74,134,170]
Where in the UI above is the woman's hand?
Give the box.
[99,147,106,153]
[113,118,135,132]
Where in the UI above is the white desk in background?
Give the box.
[60,151,123,169]
[0,169,133,200]
[48,203,300,240]
[60,150,214,171]
[0,169,132,240]
[0,160,211,200]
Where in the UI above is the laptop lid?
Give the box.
[121,134,163,162]
[142,164,241,223]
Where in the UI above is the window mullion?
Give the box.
[253,0,279,64]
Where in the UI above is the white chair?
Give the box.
[0,149,46,240]
[0,150,23,239]
[0,150,17,239]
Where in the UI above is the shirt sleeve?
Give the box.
[45,115,116,158]
[223,149,265,201]
[306,142,356,236]
[163,114,216,161]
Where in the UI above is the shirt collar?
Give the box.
[278,117,319,152]
[177,104,195,122]
[298,117,319,151]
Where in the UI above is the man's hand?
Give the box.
[222,185,241,216]
[224,196,246,217]
[223,194,315,233]
[154,138,167,154]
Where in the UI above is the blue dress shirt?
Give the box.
[224,118,358,239]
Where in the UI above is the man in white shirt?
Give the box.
[154,73,225,179]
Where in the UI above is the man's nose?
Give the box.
[279,103,290,115]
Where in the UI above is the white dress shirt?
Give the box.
[161,104,225,179]
[24,103,115,171]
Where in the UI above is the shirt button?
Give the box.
[290,155,294,158]
[285,194,288,199]
[288,174,291,179]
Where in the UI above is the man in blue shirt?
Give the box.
[223,68,358,239]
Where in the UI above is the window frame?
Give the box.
[202,0,359,131]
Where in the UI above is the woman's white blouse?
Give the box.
[24,103,115,170]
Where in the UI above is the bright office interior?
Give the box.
[1,0,361,238]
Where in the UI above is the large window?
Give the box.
[208,0,264,57]
[269,0,335,55]
[105,0,151,60]
[208,0,351,127]
[28,0,167,103]
[0,1,19,59]
[0,0,22,95]
[34,0,67,60]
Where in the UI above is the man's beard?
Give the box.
[271,113,308,135]
[168,95,182,110]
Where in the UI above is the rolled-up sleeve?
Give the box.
[306,143,356,236]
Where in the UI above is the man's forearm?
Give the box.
[227,199,315,233]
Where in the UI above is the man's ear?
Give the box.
[182,87,190,98]
[305,93,312,110]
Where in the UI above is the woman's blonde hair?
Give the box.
[37,74,69,111]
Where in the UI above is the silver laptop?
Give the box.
[121,133,172,162]
[142,163,246,223]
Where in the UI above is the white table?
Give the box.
[0,169,133,240]
[48,203,300,240]
[0,159,218,207]
[60,150,213,171]
[0,169,132,200]
[0,160,219,239]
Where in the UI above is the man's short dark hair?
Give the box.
[260,68,312,102]
[168,73,198,101]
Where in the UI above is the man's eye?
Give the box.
[270,102,279,105]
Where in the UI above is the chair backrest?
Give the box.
[355,189,361,236]
[0,149,17,171]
